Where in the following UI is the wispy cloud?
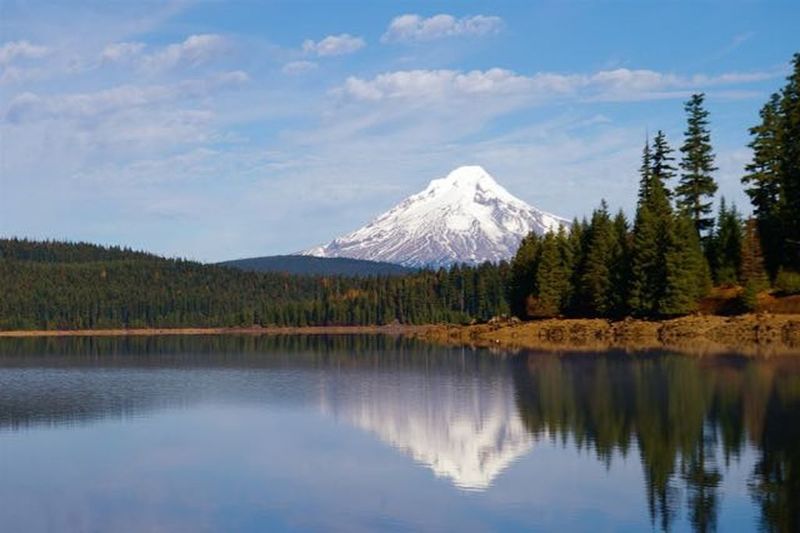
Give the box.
[100,41,145,64]
[336,67,783,104]
[99,34,229,73]
[302,34,365,57]
[282,60,318,75]
[0,40,50,65]
[3,71,248,123]
[381,14,503,43]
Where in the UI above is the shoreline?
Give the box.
[0,325,430,338]
[2,314,799,355]
[415,314,800,355]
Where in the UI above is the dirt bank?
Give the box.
[414,314,800,355]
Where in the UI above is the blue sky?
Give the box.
[1,1,798,262]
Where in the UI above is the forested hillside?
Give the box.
[0,238,508,330]
[218,255,414,276]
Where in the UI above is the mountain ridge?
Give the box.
[304,165,569,267]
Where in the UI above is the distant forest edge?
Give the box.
[0,238,509,329]
[1,52,800,331]
[217,255,414,276]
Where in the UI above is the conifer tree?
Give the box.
[710,198,743,285]
[741,219,769,290]
[779,53,800,270]
[507,233,540,318]
[740,219,770,310]
[662,213,710,316]
[629,137,673,315]
[743,93,784,276]
[743,54,800,274]
[609,210,631,316]
[579,201,614,315]
[677,93,718,239]
[530,233,570,317]
[651,130,677,196]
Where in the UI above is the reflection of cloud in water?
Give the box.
[319,368,533,491]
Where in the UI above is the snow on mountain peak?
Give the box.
[303,166,569,267]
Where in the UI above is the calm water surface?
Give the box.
[0,336,798,532]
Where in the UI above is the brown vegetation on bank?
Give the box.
[414,313,800,356]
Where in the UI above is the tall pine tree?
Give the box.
[629,136,674,316]
[779,53,800,270]
[677,93,718,240]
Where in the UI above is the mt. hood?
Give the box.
[304,165,569,267]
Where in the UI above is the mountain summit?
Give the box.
[304,165,569,267]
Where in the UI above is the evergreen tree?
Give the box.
[579,201,614,315]
[677,93,718,240]
[507,233,540,318]
[629,137,673,316]
[743,93,784,276]
[740,219,769,290]
[662,213,710,316]
[530,233,570,317]
[609,210,631,317]
[651,130,677,196]
[710,198,743,285]
[743,54,800,274]
[779,53,800,270]
[740,219,770,311]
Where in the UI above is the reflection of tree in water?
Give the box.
[511,352,800,532]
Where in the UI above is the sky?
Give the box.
[1,0,798,262]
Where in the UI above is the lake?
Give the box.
[0,335,798,532]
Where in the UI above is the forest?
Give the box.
[1,53,799,330]
[0,238,509,329]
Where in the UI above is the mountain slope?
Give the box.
[304,165,568,267]
[217,255,413,276]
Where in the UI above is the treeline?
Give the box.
[0,238,508,330]
[508,53,800,319]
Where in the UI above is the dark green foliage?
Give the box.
[743,54,800,275]
[708,198,743,285]
[677,93,718,239]
[609,210,631,316]
[506,233,540,317]
[740,219,769,291]
[651,130,677,196]
[0,238,509,330]
[662,214,710,316]
[578,201,615,315]
[529,231,571,317]
[629,136,675,316]
[774,269,800,295]
[218,255,414,276]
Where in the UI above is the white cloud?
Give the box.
[336,67,782,103]
[0,40,49,65]
[302,34,365,57]
[381,14,503,43]
[141,34,228,72]
[100,41,145,63]
[282,60,318,75]
[3,71,249,123]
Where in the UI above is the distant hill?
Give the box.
[217,255,414,276]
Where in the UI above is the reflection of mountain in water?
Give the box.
[319,366,533,491]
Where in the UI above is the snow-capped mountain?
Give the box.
[303,165,569,267]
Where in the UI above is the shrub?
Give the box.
[775,269,800,295]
